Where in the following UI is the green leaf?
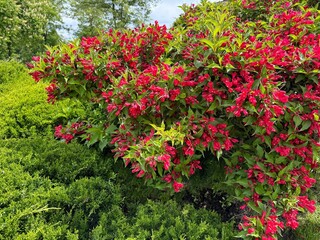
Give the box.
[200,39,215,51]
[275,157,287,164]
[278,161,293,177]
[236,178,249,187]
[255,184,264,195]
[247,201,262,214]
[271,185,280,199]
[105,124,117,135]
[256,145,264,158]
[265,136,271,148]
[299,120,311,132]
[194,60,203,68]
[98,138,108,151]
[294,186,301,196]
[293,115,302,128]
[179,93,186,99]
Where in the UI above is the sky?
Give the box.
[61,0,219,39]
[148,0,202,26]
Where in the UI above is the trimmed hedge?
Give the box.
[0,60,85,139]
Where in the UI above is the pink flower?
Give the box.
[54,125,63,138]
[64,134,74,143]
[136,170,145,178]
[158,154,171,171]
[247,228,255,234]
[298,196,316,213]
[32,56,41,62]
[282,210,299,229]
[172,181,184,192]
[188,160,202,175]
[162,174,173,183]
[273,90,289,103]
[275,146,291,156]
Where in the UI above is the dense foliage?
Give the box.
[27,0,320,239]
[0,61,84,139]
[0,0,62,61]
[0,61,237,239]
[68,0,159,37]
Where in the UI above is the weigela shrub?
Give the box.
[29,0,320,239]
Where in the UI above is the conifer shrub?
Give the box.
[49,177,122,240]
[0,136,115,184]
[92,200,236,240]
[0,60,27,85]
[0,60,85,139]
[0,147,78,239]
[0,139,124,240]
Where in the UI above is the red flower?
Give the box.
[188,160,202,175]
[298,196,316,213]
[163,174,173,183]
[172,181,184,192]
[272,105,284,116]
[173,66,185,75]
[183,145,194,156]
[265,215,284,235]
[272,90,289,103]
[169,88,180,101]
[158,154,171,171]
[282,209,299,229]
[128,102,142,118]
[247,228,255,234]
[275,146,291,156]
[102,91,113,103]
[302,175,316,188]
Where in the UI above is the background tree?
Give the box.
[68,0,159,37]
[0,0,63,61]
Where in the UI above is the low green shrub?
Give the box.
[0,146,78,239]
[0,138,124,240]
[92,200,236,240]
[0,136,115,184]
[0,60,27,85]
[49,177,122,240]
[0,60,85,139]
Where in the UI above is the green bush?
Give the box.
[0,138,124,240]
[48,177,122,240]
[0,136,115,184]
[92,200,236,240]
[0,146,78,239]
[0,60,85,139]
[0,60,27,85]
